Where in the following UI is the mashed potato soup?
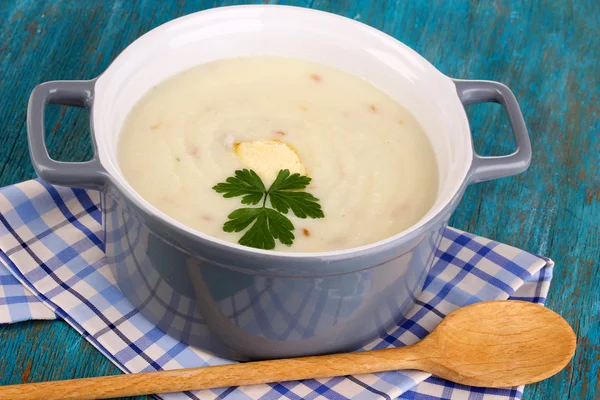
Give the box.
[118,57,438,252]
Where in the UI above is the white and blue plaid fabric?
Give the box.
[0,180,553,400]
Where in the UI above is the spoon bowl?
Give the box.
[415,300,577,387]
[0,300,576,400]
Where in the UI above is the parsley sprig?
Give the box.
[213,169,324,250]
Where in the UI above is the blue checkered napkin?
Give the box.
[0,261,56,322]
[0,180,553,400]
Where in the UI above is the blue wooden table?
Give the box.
[0,1,598,399]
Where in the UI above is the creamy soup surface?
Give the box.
[118,57,438,252]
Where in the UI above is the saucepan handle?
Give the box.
[454,79,532,183]
[27,80,107,189]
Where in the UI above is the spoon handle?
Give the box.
[0,346,426,400]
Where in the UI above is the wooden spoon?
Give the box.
[0,300,575,400]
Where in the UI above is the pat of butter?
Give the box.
[234,139,307,183]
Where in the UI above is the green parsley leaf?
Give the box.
[268,170,324,219]
[212,169,266,205]
[269,191,324,219]
[223,207,294,250]
[269,169,312,191]
[238,210,275,250]
[223,208,263,233]
[213,168,324,250]
[262,208,295,246]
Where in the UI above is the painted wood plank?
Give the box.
[0,1,597,399]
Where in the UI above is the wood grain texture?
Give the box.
[0,0,597,399]
[0,302,578,400]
